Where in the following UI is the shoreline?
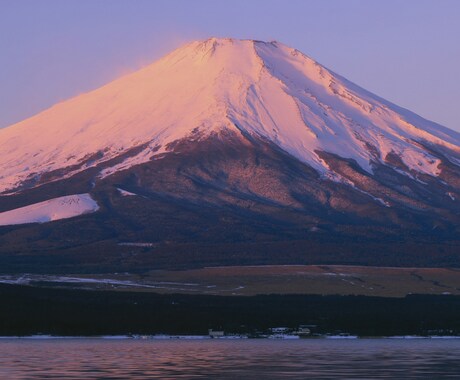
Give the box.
[1,335,460,340]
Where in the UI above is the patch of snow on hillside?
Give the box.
[0,194,99,226]
[117,188,137,197]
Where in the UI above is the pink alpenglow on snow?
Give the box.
[0,194,99,226]
[0,38,459,194]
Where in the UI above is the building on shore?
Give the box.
[208,329,225,338]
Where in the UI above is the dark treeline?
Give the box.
[1,284,459,337]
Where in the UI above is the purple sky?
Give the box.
[1,0,459,131]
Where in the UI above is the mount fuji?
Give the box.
[1,38,459,272]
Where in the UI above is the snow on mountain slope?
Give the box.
[0,194,99,225]
[1,38,459,193]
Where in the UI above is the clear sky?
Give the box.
[1,0,459,131]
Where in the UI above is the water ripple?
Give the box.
[0,339,459,379]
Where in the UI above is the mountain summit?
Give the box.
[1,38,460,270]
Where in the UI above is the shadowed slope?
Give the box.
[0,130,459,272]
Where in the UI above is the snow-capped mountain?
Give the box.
[1,38,459,194]
[0,38,459,271]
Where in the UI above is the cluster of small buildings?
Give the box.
[131,325,360,340]
[207,325,318,339]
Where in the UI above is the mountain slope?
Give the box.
[0,38,459,271]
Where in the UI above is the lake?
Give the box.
[0,338,459,379]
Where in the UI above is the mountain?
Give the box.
[1,38,459,272]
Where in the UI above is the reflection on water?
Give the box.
[0,339,459,379]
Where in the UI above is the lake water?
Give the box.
[0,338,459,379]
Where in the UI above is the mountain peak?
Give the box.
[0,38,459,194]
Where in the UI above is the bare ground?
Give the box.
[2,265,459,297]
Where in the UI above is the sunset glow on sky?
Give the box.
[1,0,459,131]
